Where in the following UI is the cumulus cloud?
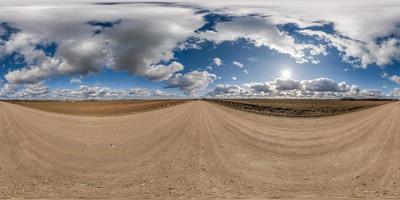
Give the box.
[52,86,176,100]
[273,78,302,91]
[0,3,203,84]
[301,78,352,92]
[389,75,400,84]
[208,77,361,98]
[360,89,382,98]
[299,30,400,67]
[390,88,400,97]
[199,16,327,64]
[5,57,64,84]
[0,83,16,97]
[129,88,152,97]
[152,89,174,97]
[56,37,111,75]
[1,1,400,97]
[167,70,217,95]
[1,26,111,84]
[12,82,49,99]
[144,61,184,81]
[198,0,400,67]
[70,77,82,84]
[129,88,175,97]
[0,82,178,100]
[213,57,222,66]
[211,84,244,97]
[232,61,243,68]
[247,82,272,93]
[102,18,200,78]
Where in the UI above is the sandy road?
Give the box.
[0,100,399,199]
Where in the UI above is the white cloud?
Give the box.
[199,16,327,64]
[144,61,184,81]
[299,30,400,68]
[52,86,176,100]
[213,57,222,66]
[232,76,237,81]
[1,0,399,86]
[70,76,82,84]
[360,89,382,98]
[273,78,302,91]
[301,78,351,92]
[13,82,49,99]
[129,87,176,97]
[247,82,271,93]
[390,88,400,97]
[389,75,400,84]
[243,69,249,74]
[248,57,258,63]
[199,0,399,68]
[168,70,217,95]
[0,3,204,84]
[193,0,400,68]
[1,1,400,97]
[232,61,243,68]
[0,83,16,97]
[152,89,174,97]
[129,88,151,97]
[209,77,361,98]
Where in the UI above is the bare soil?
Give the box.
[0,100,399,199]
[208,99,393,117]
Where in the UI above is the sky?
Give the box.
[0,0,399,99]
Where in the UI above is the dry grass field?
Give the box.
[4,99,188,116]
[208,99,394,117]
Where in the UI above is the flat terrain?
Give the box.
[0,100,399,199]
[209,99,393,117]
[4,100,187,116]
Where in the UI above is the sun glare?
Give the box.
[281,69,292,79]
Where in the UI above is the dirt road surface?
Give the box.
[0,101,399,199]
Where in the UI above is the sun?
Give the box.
[281,69,292,79]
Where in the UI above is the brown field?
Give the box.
[1,100,400,199]
[208,99,394,117]
[4,99,188,116]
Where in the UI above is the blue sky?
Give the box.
[0,0,399,99]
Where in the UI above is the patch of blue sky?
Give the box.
[196,13,233,32]
[0,53,26,79]
[0,22,19,42]
[36,42,58,57]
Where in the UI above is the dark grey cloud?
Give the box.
[273,78,302,91]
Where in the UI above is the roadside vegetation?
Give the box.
[5,100,188,116]
[207,99,395,117]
